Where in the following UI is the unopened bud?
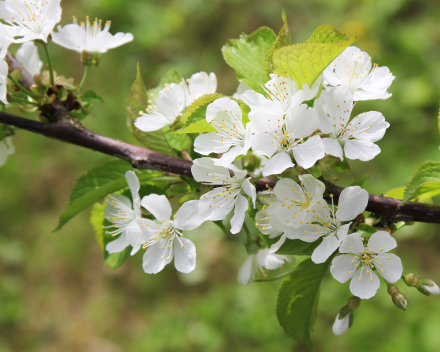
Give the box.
[387,285,408,310]
[403,273,440,296]
[332,297,360,336]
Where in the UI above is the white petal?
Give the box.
[374,253,403,283]
[125,171,141,217]
[142,239,172,274]
[134,112,171,132]
[191,157,230,183]
[349,268,380,299]
[284,225,323,242]
[104,194,132,222]
[331,255,358,283]
[269,234,287,254]
[347,111,389,142]
[258,249,285,269]
[344,139,381,162]
[298,174,325,199]
[175,200,205,230]
[367,231,397,253]
[332,313,350,336]
[340,233,364,254]
[323,138,344,159]
[311,236,341,264]
[214,144,249,166]
[230,194,248,234]
[285,104,319,138]
[194,132,231,155]
[242,178,256,207]
[336,186,369,221]
[126,218,152,249]
[15,42,42,76]
[198,187,236,221]
[174,237,196,273]
[336,223,351,242]
[141,194,172,222]
[292,135,325,169]
[262,152,294,177]
[106,232,130,254]
[206,96,241,123]
[189,72,216,99]
[237,254,258,285]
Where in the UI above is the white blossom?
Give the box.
[423,281,440,295]
[194,97,252,166]
[287,186,368,264]
[323,46,395,101]
[232,81,251,99]
[0,136,14,166]
[237,249,292,285]
[51,16,134,55]
[251,104,325,176]
[241,74,322,117]
[135,71,217,132]
[16,42,42,76]
[332,312,351,335]
[315,86,389,161]
[0,22,13,57]
[0,0,62,43]
[331,231,403,299]
[0,57,9,105]
[191,157,256,234]
[104,171,152,256]
[141,196,204,274]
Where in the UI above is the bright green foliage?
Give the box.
[55,160,162,231]
[147,68,183,97]
[175,93,223,134]
[356,223,377,240]
[222,27,277,94]
[307,24,352,44]
[402,162,440,203]
[80,90,105,104]
[265,10,291,74]
[90,202,131,269]
[277,258,330,348]
[308,166,322,178]
[164,128,192,151]
[316,155,339,181]
[332,158,351,172]
[261,235,319,256]
[126,64,175,156]
[273,26,354,87]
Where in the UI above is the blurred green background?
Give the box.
[1,0,440,350]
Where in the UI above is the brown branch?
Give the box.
[2,51,440,225]
[6,51,35,90]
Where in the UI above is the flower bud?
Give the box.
[403,273,440,296]
[332,296,360,336]
[387,285,408,310]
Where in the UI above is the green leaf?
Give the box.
[262,235,319,256]
[175,93,223,134]
[356,223,377,239]
[164,130,192,151]
[402,162,440,203]
[90,202,106,252]
[273,26,354,87]
[265,10,291,74]
[81,90,105,104]
[126,63,174,156]
[277,258,331,348]
[332,158,351,172]
[351,177,369,188]
[240,103,251,126]
[147,68,183,97]
[213,220,227,233]
[308,166,322,178]
[55,160,162,231]
[307,24,353,44]
[222,27,277,94]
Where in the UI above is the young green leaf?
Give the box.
[126,64,175,156]
[307,24,352,44]
[55,160,163,231]
[81,90,105,104]
[273,26,354,87]
[261,235,319,256]
[147,68,183,97]
[174,93,222,134]
[265,10,291,74]
[356,223,377,239]
[277,258,331,348]
[402,162,440,204]
[222,27,277,94]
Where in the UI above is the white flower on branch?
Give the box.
[251,104,325,176]
[191,157,256,234]
[0,57,9,105]
[237,249,292,285]
[104,171,152,256]
[51,16,134,55]
[0,23,13,57]
[135,71,217,132]
[323,46,395,101]
[315,86,390,161]
[331,231,403,299]
[287,186,368,264]
[241,74,322,117]
[194,97,252,166]
[141,196,204,274]
[16,42,42,76]
[0,0,62,43]
[0,136,14,166]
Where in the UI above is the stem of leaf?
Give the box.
[78,64,91,92]
[7,74,38,101]
[8,95,40,107]
[40,43,55,86]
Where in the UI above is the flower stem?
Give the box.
[78,64,91,92]
[8,95,40,107]
[40,43,55,87]
[7,74,38,101]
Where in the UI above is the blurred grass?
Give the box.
[1,0,440,350]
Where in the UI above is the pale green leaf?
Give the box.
[261,234,319,256]
[90,202,106,252]
[307,24,352,44]
[273,26,354,87]
[126,64,175,155]
[402,162,440,203]
[55,160,162,231]
[222,27,277,94]
[277,258,330,348]
[265,10,291,74]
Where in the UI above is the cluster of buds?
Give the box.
[403,273,440,296]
